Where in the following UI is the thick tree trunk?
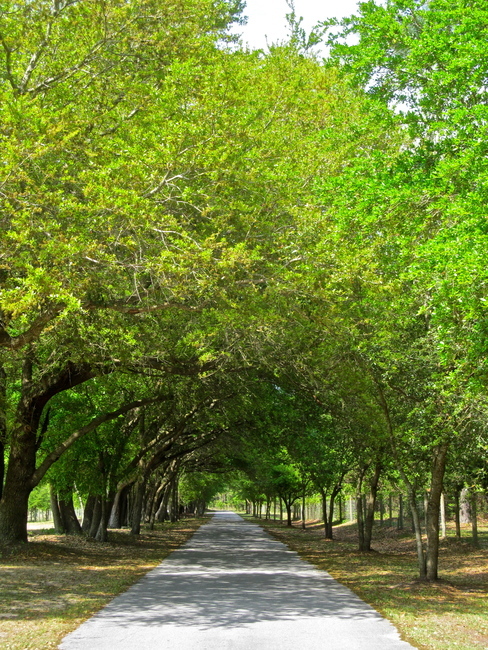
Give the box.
[0,360,100,545]
[356,467,367,550]
[397,494,404,530]
[58,493,83,535]
[131,479,147,535]
[96,493,115,542]
[108,486,128,529]
[156,484,172,522]
[0,420,37,544]
[0,483,32,544]
[88,497,102,538]
[425,443,448,581]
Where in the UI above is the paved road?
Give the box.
[59,512,416,649]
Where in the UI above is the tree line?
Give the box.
[1,0,487,582]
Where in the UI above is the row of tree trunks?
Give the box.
[50,486,83,535]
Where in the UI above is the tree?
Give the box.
[320,0,488,579]
[1,0,362,543]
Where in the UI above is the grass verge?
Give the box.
[252,517,488,650]
[0,517,208,650]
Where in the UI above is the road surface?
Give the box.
[59,511,416,649]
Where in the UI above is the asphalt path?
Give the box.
[59,511,416,650]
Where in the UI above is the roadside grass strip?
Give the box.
[0,517,209,650]
[253,518,488,650]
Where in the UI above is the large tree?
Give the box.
[1,0,364,543]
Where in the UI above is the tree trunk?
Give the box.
[82,495,96,534]
[389,494,393,527]
[454,489,461,539]
[0,440,35,544]
[397,494,404,530]
[301,487,306,530]
[130,479,147,535]
[0,360,99,545]
[470,492,478,546]
[156,483,172,522]
[148,481,167,529]
[0,414,37,544]
[88,497,102,538]
[460,488,471,524]
[0,364,6,501]
[424,492,429,531]
[408,487,426,579]
[96,492,115,542]
[326,485,342,539]
[425,442,448,581]
[58,493,83,535]
[108,485,130,529]
[357,494,365,550]
[170,476,179,523]
[440,492,446,539]
[319,488,329,538]
[50,485,65,534]
[363,463,381,551]
[283,500,292,526]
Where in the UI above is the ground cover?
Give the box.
[0,517,208,650]
[253,517,488,650]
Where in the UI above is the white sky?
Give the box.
[233,0,361,51]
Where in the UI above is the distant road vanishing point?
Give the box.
[59,511,416,650]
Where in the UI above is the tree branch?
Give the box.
[0,34,18,92]
[0,304,65,350]
[31,395,169,487]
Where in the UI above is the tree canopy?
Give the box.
[1,0,487,583]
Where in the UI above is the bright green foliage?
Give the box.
[179,472,226,506]
[28,483,50,512]
[326,0,488,391]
